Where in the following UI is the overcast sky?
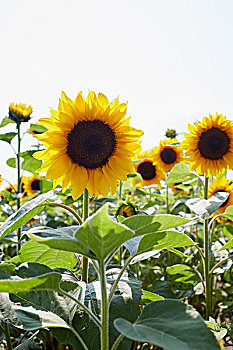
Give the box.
[1,0,233,184]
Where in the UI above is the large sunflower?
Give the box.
[181,113,233,176]
[34,91,143,199]
[152,138,184,173]
[22,175,42,196]
[132,151,165,187]
[207,177,233,219]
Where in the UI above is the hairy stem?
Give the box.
[203,175,211,318]
[111,334,124,350]
[100,260,109,350]
[16,122,21,254]
[82,188,89,282]
[209,255,233,275]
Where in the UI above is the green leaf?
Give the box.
[166,163,196,184]
[217,238,233,251]
[22,154,42,174]
[0,117,15,128]
[0,293,21,326]
[222,205,233,221]
[127,172,143,182]
[0,190,54,239]
[141,290,164,304]
[18,240,77,269]
[122,214,191,236]
[114,300,220,350]
[0,263,61,293]
[6,157,16,168]
[29,123,47,133]
[166,264,199,290]
[125,231,194,256]
[185,191,229,219]
[0,132,17,144]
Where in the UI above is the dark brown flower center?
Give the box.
[67,120,117,169]
[31,180,41,191]
[198,127,230,160]
[137,161,156,180]
[160,148,177,164]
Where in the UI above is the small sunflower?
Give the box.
[181,113,233,176]
[165,128,177,139]
[23,175,42,196]
[4,184,15,193]
[9,102,33,123]
[34,91,143,199]
[152,138,184,173]
[115,200,137,218]
[207,177,233,218]
[132,151,165,187]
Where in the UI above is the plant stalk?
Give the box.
[203,175,211,318]
[82,188,89,282]
[99,261,109,350]
[4,322,13,350]
[16,122,21,254]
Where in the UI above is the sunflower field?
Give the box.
[0,92,233,350]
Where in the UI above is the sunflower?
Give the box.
[34,91,143,199]
[181,113,233,176]
[115,200,137,218]
[22,175,42,196]
[132,151,165,188]
[207,177,233,220]
[9,102,32,122]
[4,184,15,193]
[152,138,184,173]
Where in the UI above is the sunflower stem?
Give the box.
[203,175,212,319]
[82,188,89,283]
[4,322,12,350]
[16,122,21,254]
[166,182,169,214]
[99,260,109,350]
[118,180,123,200]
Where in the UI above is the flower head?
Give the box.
[165,128,177,139]
[22,175,41,196]
[34,91,143,199]
[115,200,137,218]
[9,103,33,123]
[207,177,233,221]
[152,138,184,173]
[132,150,165,187]
[181,113,233,176]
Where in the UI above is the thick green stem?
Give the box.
[203,175,211,318]
[166,183,169,213]
[16,122,21,254]
[4,323,12,350]
[82,188,89,282]
[100,261,109,350]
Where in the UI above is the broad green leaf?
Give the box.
[166,163,196,184]
[222,205,233,221]
[0,263,61,293]
[125,231,194,256]
[0,117,14,128]
[22,154,42,174]
[6,157,16,168]
[217,238,233,251]
[114,300,220,350]
[73,204,134,261]
[18,240,77,269]
[141,290,164,304]
[0,190,54,238]
[185,191,229,219]
[166,264,199,290]
[15,305,70,330]
[0,293,21,326]
[29,123,47,133]
[0,132,17,144]
[122,214,191,236]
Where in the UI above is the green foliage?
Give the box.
[0,117,15,128]
[114,300,220,350]
[0,132,17,144]
[166,163,196,184]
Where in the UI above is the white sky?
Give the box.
[1,0,233,184]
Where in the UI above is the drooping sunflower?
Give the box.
[115,200,138,218]
[22,175,42,196]
[132,151,165,188]
[9,102,33,123]
[34,91,143,199]
[181,113,233,176]
[152,138,184,173]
